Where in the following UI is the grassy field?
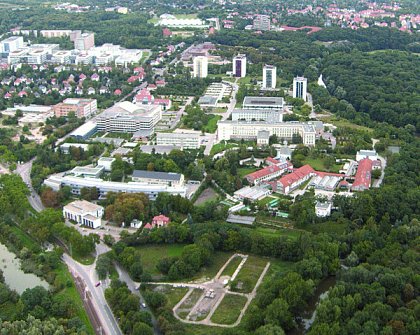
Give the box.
[53,264,95,335]
[105,132,133,140]
[149,285,189,308]
[135,244,186,276]
[194,187,219,206]
[232,255,267,293]
[220,256,242,277]
[177,288,204,319]
[192,251,232,281]
[211,294,248,324]
[324,116,373,132]
[237,167,258,178]
[210,142,239,156]
[302,157,342,173]
[203,115,222,133]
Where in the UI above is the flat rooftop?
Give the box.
[243,96,283,106]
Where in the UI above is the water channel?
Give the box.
[288,276,336,335]
[0,243,49,294]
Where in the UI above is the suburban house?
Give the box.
[315,202,332,217]
[62,200,104,229]
[144,214,170,229]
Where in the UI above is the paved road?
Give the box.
[114,264,162,335]
[14,159,45,212]
[64,254,122,335]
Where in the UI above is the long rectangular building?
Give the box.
[242,96,283,110]
[156,132,200,149]
[44,174,187,200]
[53,98,97,118]
[217,121,317,146]
[232,108,282,122]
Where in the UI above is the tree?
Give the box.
[265,298,295,330]
[132,322,153,335]
[255,324,286,335]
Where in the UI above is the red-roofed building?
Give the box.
[151,215,170,228]
[246,161,290,185]
[114,89,122,96]
[351,158,372,192]
[162,28,172,37]
[265,157,279,166]
[277,165,316,194]
[155,80,166,87]
[143,223,153,229]
[4,92,12,99]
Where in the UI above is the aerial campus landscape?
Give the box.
[0,0,419,335]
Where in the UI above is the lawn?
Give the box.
[253,226,302,240]
[53,264,95,335]
[192,251,232,281]
[203,115,222,133]
[210,142,239,156]
[105,132,133,140]
[220,256,242,277]
[149,285,189,308]
[303,157,342,173]
[237,167,258,178]
[324,116,373,133]
[231,255,267,293]
[194,187,219,206]
[135,244,186,276]
[210,294,248,324]
[177,288,204,319]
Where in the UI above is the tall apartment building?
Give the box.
[263,65,277,89]
[53,98,97,118]
[193,56,208,78]
[74,32,95,51]
[0,36,24,54]
[253,14,271,31]
[293,76,308,101]
[217,121,317,146]
[233,54,247,78]
[97,101,162,137]
[156,132,200,149]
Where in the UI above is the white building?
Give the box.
[44,174,187,200]
[253,15,271,31]
[243,96,284,110]
[63,200,104,229]
[217,121,316,146]
[51,50,72,64]
[315,202,332,217]
[97,157,116,171]
[356,150,378,162]
[263,65,277,89]
[97,101,162,137]
[132,170,185,186]
[293,76,308,101]
[156,132,200,149]
[193,56,208,78]
[70,166,104,178]
[40,30,73,38]
[59,143,89,154]
[232,109,283,122]
[0,36,24,54]
[233,54,247,77]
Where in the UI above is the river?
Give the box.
[0,243,49,294]
[288,276,336,335]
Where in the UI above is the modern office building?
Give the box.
[0,36,24,54]
[243,96,283,110]
[51,50,72,64]
[156,132,200,149]
[44,174,187,200]
[74,32,95,51]
[193,56,208,78]
[262,65,277,89]
[253,15,271,31]
[293,76,308,101]
[132,170,185,186]
[232,109,282,122]
[217,121,317,146]
[53,98,97,118]
[63,200,104,229]
[233,54,247,78]
[96,101,162,137]
[69,121,98,140]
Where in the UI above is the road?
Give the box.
[14,159,45,212]
[64,253,122,335]
[115,264,162,335]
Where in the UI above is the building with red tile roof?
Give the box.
[351,158,372,192]
[151,215,170,228]
[246,161,290,185]
[277,165,316,194]
[143,223,153,229]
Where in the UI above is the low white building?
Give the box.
[132,170,184,186]
[356,150,378,162]
[97,157,115,171]
[156,132,200,149]
[63,200,104,229]
[315,202,332,217]
[59,143,89,154]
